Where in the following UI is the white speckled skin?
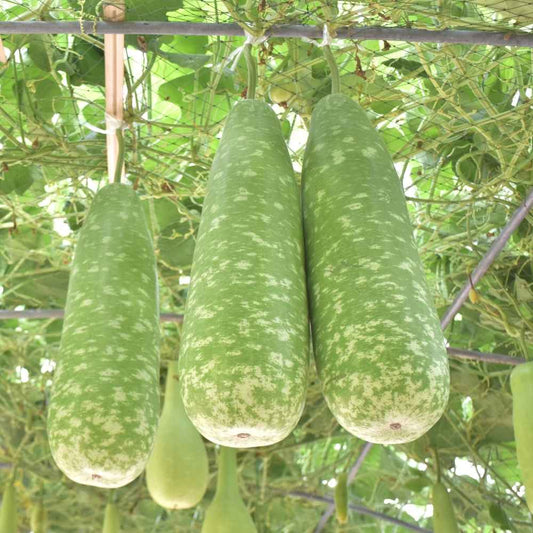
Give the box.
[179,100,309,448]
[302,94,449,444]
[47,184,160,487]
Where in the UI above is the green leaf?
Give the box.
[68,38,105,87]
[0,165,42,195]
[157,51,210,70]
[27,35,62,72]
[489,503,514,530]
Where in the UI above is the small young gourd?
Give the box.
[0,482,17,533]
[432,482,459,533]
[510,361,533,512]
[146,360,209,509]
[334,472,348,524]
[201,447,257,533]
[102,502,121,533]
[30,501,48,533]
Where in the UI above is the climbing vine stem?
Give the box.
[322,44,340,94]
[244,43,257,99]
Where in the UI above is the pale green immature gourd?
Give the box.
[432,482,460,533]
[179,100,309,448]
[47,183,160,488]
[0,483,17,533]
[102,502,121,533]
[334,472,348,524]
[302,94,449,444]
[30,501,48,533]
[201,447,257,533]
[146,360,209,509]
[510,361,533,513]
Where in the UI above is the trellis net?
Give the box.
[1,0,532,531]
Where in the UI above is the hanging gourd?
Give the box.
[102,501,121,533]
[47,184,160,487]
[510,361,533,512]
[302,44,449,444]
[201,447,257,533]
[178,42,309,448]
[334,472,349,524]
[146,360,209,509]
[30,500,48,533]
[0,482,17,533]
[432,482,460,533]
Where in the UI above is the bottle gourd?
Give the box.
[432,482,459,533]
[510,361,533,512]
[103,502,121,533]
[179,100,309,448]
[302,94,449,444]
[334,472,348,524]
[47,184,160,487]
[0,482,17,533]
[146,360,209,509]
[30,501,48,533]
[201,447,257,533]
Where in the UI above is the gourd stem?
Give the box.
[433,448,442,482]
[164,360,182,408]
[216,447,240,496]
[244,43,257,100]
[113,128,125,184]
[322,44,340,94]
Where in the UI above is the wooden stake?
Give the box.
[103,0,126,183]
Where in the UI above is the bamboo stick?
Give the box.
[103,0,126,183]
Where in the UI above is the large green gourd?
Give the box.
[0,483,17,533]
[432,482,459,533]
[201,447,257,533]
[102,502,121,533]
[146,360,209,509]
[302,94,449,444]
[179,100,309,448]
[47,183,160,487]
[510,361,533,512]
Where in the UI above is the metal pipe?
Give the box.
[446,346,524,366]
[0,21,532,47]
[289,490,432,532]
[440,188,533,330]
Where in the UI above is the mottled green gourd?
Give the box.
[30,501,48,533]
[432,482,459,533]
[179,100,309,448]
[201,447,257,533]
[0,483,17,533]
[302,94,449,444]
[102,502,121,533]
[47,183,160,488]
[510,362,533,513]
[334,472,348,524]
[146,360,209,509]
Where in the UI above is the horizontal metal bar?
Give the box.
[288,490,432,533]
[440,187,533,330]
[0,308,523,364]
[0,21,532,47]
[446,346,525,366]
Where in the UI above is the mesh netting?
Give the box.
[1,1,533,531]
